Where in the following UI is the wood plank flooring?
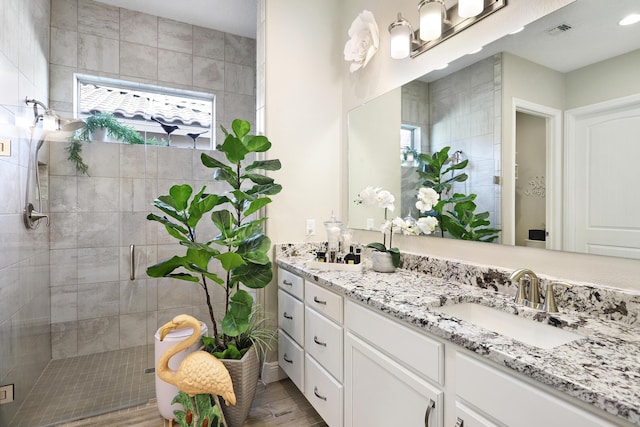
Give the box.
[54,379,327,427]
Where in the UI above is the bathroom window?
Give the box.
[74,74,215,149]
[400,124,421,165]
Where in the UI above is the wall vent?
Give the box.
[547,23,573,36]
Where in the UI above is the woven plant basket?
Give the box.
[220,346,260,427]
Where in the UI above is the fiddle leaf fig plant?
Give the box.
[146,119,282,359]
[417,146,500,242]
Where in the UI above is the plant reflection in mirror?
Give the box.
[417,146,500,242]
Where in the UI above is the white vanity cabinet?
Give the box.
[344,300,444,427]
[455,352,623,427]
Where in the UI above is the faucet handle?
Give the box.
[543,281,573,313]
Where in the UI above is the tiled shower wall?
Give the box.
[48,0,256,359]
[49,0,257,142]
[0,0,51,424]
[429,54,502,234]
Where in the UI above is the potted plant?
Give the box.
[67,112,146,174]
[146,119,281,426]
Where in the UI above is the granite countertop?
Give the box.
[277,255,640,426]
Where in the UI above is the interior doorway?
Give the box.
[510,98,563,249]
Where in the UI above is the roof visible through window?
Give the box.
[75,74,215,149]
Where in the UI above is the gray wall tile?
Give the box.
[119,41,158,80]
[158,18,192,54]
[193,56,224,91]
[120,9,158,47]
[78,0,119,39]
[51,0,78,31]
[51,27,78,67]
[158,49,193,86]
[78,33,119,74]
[193,26,224,60]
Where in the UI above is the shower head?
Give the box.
[59,117,86,132]
[25,96,85,132]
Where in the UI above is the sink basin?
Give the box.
[435,303,582,349]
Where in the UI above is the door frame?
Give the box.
[509,98,563,249]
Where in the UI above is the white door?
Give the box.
[565,95,640,259]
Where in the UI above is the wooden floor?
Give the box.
[55,379,327,427]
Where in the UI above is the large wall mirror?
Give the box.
[348,0,640,260]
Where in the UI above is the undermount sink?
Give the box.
[435,303,582,349]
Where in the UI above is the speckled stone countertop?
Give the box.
[276,244,640,426]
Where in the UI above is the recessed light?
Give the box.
[509,26,525,35]
[468,47,483,55]
[434,63,449,70]
[619,14,640,26]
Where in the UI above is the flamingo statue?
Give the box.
[158,314,236,427]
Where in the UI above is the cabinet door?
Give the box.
[456,353,620,427]
[278,289,304,345]
[344,332,443,427]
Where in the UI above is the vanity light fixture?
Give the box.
[389,0,507,59]
[619,13,640,26]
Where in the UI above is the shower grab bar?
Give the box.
[130,244,135,281]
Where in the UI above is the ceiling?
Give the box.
[94,0,257,38]
[422,0,640,81]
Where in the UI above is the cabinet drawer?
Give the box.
[305,280,343,323]
[455,401,499,427]
[305,354,343,427]
[278,289,304,345]
[305,306,343,381]
[345,300,444,385]
[278,330,304,392]
[456,353,619,427]
[278,267,304,300]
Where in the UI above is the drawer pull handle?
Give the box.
[282,279,293,286]
[454,417,464,427]
[313,296,327,305]
[424,399,435,427]
[283,312,293,320]
[313,336,327,347]
[283,353,293,364]
[313,387,327,401]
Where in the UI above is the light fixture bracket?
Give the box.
[410,0,506,58]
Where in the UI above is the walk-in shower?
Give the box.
[23,97,84,230]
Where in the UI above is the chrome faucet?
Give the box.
[509,268,541,309]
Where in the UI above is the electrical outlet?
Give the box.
[0,384,14,404]
[366,218,375,230]
[306,219,316,236]
[0,139,10,157]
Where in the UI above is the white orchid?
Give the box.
[416,187,440,213]
[355,186,401,267]
[417,216,439,235]
[344,10,380,73]
[355,186,395,211]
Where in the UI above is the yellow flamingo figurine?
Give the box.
[158,314,236,427]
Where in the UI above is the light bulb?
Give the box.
[458,0,484,18]
[390,24,412,59]
[389,13,413,60]
[419,1,443,41]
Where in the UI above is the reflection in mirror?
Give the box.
[348,0,640,259]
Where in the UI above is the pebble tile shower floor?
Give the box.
[10,345,155,427]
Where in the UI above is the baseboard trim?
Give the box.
[261,361,287,384]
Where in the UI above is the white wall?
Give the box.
[265,0,640,293]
